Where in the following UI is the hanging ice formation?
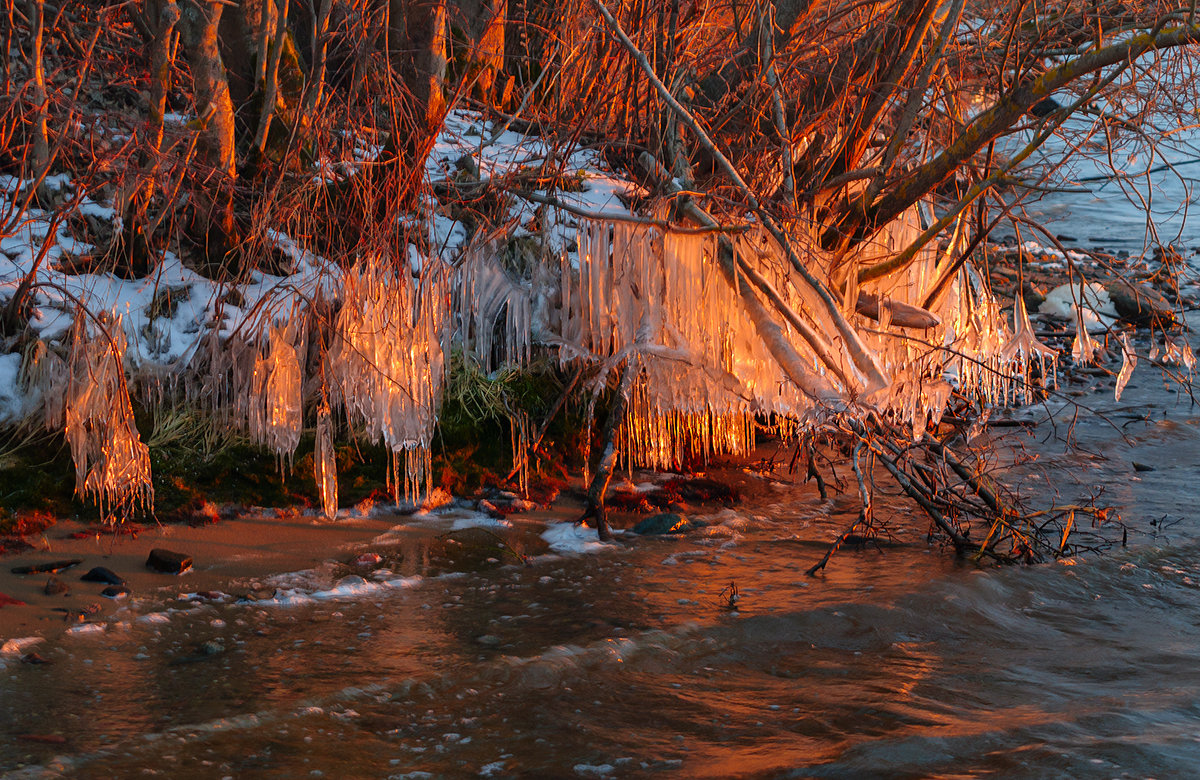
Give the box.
[542,204,1058,466]
[17,206,1062,521]
[314,398,338,520]
[454,243,532,371]
[1071,298,1100,365]
[1114,332,1137,402]
[328,258,448,505]
[192,252,450,516]
[57,311,154,520]
[997,292,1058,405]
[247,319,305,468]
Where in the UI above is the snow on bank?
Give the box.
[1039,282,1119,332]
[0,108,638,414]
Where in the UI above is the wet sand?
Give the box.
[0,510,408,643]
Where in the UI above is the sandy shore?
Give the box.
[0,510,410,644]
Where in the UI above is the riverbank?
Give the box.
[1,234,1196,646]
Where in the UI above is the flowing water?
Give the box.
[3,360,1200,779]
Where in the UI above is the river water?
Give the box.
[997,121,1200,255]
[3,357,1200,778]
[4,131,1200,778]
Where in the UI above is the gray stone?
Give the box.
[100,585,130,599]
[1104,280,1175,326]
[11,559,82,575]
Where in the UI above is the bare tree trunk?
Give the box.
[178,0,240,272]
[2,1,13,97]
[116,0,180,278]
[28,0,50,177]
[300,0,333,120]
[389,0,447,131]
[216,0,275,112]
[451,0,507,106]
[253,0,292,155]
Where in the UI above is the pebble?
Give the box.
[44,576,70,596]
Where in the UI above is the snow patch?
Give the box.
[0,636,44,655]
[541,522,614,554]
[1039,282,1119,332]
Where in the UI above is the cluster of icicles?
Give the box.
[552,206,1063,468]
[29,204,1181,521]
[23,256,450,521]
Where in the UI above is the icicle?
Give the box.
[1071,302,1099,366]
[455,244,533,370]
[1114,333,1137,402]
[330,256,447,506]
[999,294,1059,403]
[248,319,304,465]
[1163,334,1196,372]
[315,399,338,520]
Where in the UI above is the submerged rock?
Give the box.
[198,639,225,656]
[80,566,126,585]
[146,549,192,574]
[100,585,130,599]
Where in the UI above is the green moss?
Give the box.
[0,349,590,530]
[0,434,80,531]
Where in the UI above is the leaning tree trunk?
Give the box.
[178,0,240,275]
[581,357,639,541]
[450,0,507,107]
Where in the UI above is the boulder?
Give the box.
[100,585,130,599]
[80,566,126,585]
[146,549,192,574]
[634,513,693,535]
[1103,279,1175,327]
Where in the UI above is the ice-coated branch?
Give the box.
[591,0,888,396]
